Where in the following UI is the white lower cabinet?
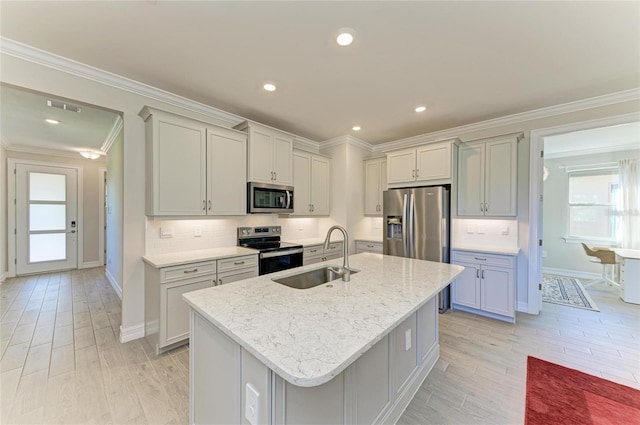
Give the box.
[303,241,343,265]
[190,296,439,425]
[145,255,258,354]
[355,240,383,254]
[451,250,516,322]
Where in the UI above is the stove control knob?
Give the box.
[272,228,278,233]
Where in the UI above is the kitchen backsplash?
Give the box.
[451,218,518,248]
[145,216,320,255]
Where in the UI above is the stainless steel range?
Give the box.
[237,226,303,275]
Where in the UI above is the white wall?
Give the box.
[106,129,124,294]
[5,150,107,266]
[542,149,640,276]
[0,145,6,281]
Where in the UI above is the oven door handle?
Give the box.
[260,248,304,259]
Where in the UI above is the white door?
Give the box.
[16,164,78,275]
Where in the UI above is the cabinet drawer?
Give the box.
[356,241,383,254]
[452,251,514,268]
[217,268,259,286]
[160,261,216,283]
[218,255,258,273]
[304,242,342,258]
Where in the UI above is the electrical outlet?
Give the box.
[405,328,412,351]
[245,384,259,425]
[194,226,202,237]
[477,224,486,234]
[466,223,475,234]
[501,225,509,235]
[159,227,173,238]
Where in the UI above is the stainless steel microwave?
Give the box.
[247,182,294,213]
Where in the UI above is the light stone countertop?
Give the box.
[355,237,383,244]
[142,246,258,268]
[287,237,344,246]
[452,245,520,256]
[614,249,640,260]
[183,252,464,387]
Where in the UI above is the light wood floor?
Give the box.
[1,268,638,424]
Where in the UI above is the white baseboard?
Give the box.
[543,267,600,280]
[120,323,145,343]
[80,261,101,269]
[0,272,7,284]
[105,269,122,300]
[517,301,529,313]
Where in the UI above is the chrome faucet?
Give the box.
[323,225,350,282]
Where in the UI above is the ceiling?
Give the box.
[544,122,640,158]
[0,84,121,158]
[0,1,639,145]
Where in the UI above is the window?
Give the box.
[568,168,619,242]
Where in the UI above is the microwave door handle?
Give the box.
[286,191,291,209]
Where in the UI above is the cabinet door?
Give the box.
[364,159,381,215]
[380,159,387,202]
[484,139,517,216]
[150,115,207,215]
[207,128,246,215]
[416,143,451,182]
[292,152,311,215]
[457,144,485,216]
[387,149,416,184]
[310,155,330,215]
[162,276,215,347]
[273,133,293,185]
[480,265,514,317]
[247,127,274,183]
[451,261,481,309]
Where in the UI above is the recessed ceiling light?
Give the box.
[337,32,354,46]
[415,106,427,113]
[45,118,60,124]
[352,126,361,131]
[263,83,277,92]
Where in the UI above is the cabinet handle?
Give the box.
[208,200,212,211]
[202,200,206,211]
[484,203,488,212]
[184,269,198,274]
[309,204,312,212]
[482,270,485,279]
[309,249,317,253]
[311,204,315,212]
[412,169,415,178]
[476,269,480,279]
[480,203,484,212]
[218,278,222,286]
[474,257,487,261]
[367,245,374,248]
[234,261,245,265]
[415,169,419,178]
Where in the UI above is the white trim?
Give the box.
[561,236,617,246]
[516,301,529,313]
[119,323,145,343]
[105,267,122,299]
[101,115,123,153]
[98,167,106,267]
[542,267,600,281]
[321,135,373,151]
[0,272,6,283]
[545,143,639,159]
[79,261,101,269]
[528,112,640,315]
[8,158,84,276]
[4,143,108,162]
[292,137,320,154]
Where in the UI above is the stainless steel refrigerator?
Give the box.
[383,186,450,312]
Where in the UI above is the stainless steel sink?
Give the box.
[272,266,360,289]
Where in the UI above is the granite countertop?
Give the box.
[452,245,520,256]
[142,246,258,268]
[183,253,464,387]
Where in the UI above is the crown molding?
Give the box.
[293,137,320,154]
[321,135,373,152]
[0,37,244,127]
[4,143,107,161]
[101,115,123,153]
[374,88,640,153]
[545,143,640,160]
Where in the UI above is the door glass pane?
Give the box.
[29,204,66,231]
[30,172,66,201]
[30,233,66,262]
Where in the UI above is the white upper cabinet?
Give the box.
[386,139,459,187]
[236,121,293,185]
[364,157,387,216]
[141,107,247,217]
[292,150,330,216]
[457,133,521,217]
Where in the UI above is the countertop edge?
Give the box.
[451,246,520,256]
[142,247,258,268]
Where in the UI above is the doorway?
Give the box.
[14,162,81,275]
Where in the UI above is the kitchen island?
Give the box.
[183,253,464,424]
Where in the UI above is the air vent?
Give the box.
[46,100,82,113]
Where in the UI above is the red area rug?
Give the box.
[525,356,640,424]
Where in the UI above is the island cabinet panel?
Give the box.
[417,297,438,363]
[392,313,418,397]
[353,336,390,424]
[274,374,345,424]
[192,312,241,425]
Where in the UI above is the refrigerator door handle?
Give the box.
[409,193,415,258]
[402,194,408,257]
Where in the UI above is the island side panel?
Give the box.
[191,311,241,425]
[273,373,345,424]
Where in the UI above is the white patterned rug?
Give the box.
[541,274,599,312]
